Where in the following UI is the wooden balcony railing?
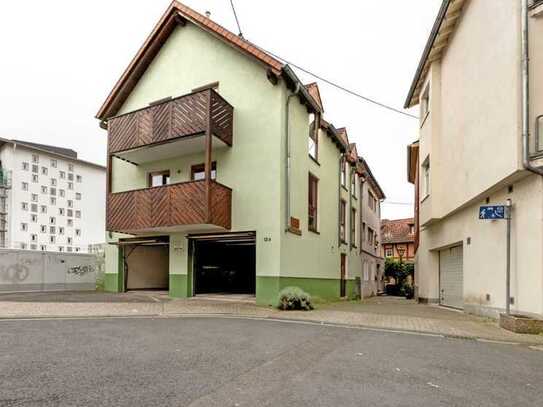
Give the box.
[107,88,233,154]
[107,180,232,233]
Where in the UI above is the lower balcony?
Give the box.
[107,180,231,234]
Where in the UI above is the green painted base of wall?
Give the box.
[104,273,122,293]
[256,276,358,306]
[169,274,189,298]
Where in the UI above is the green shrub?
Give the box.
[277,286,314,311]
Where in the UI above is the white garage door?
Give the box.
[439,245,463,309]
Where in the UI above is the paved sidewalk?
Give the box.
[1,291,542,345]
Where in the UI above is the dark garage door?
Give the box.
[191,232,256,295]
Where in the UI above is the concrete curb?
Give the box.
[2,311,542,347]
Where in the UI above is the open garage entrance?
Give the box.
[119,236,169,291]
[190,232,256,296]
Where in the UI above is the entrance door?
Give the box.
[340,254,346,297]
[439,245,463,309]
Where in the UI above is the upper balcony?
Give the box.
[107,180,232,234]
[107,88,233,163]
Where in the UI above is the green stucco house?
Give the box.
[96,1,385,306]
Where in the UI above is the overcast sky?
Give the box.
[0,0,441,219]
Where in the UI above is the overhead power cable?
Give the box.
[226,0,418,119]
[382,201,414,206]
[260,46,419,119]
[229,0,244,37]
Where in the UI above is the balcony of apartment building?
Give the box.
[106,88,233,235]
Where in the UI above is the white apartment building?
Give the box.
[0,138,106,252]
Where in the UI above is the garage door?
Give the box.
[439,245,463,309]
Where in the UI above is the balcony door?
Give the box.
[191,162,217,181]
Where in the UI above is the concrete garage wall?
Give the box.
[0,248,100,292]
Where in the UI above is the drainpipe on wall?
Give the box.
[521,0,543,176]
[285,84,301,232]
[338,154,344,247]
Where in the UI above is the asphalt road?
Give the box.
[1,317,542,407]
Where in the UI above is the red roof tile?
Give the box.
[381,218,415,244]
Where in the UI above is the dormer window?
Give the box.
[308,115,318,161]
[420,84,430,119]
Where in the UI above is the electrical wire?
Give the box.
[382,201,414,206]
[229,0,244,37]
[227,1,418,119]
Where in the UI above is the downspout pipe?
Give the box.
[285,83,301,232]
[521,0,543,176]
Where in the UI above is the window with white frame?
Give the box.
[59,208,65,216]
[75,193,81,200]
[76,175,82,183]
[58,246,63,252]
[32,164,38,173]
[50,226,56,234]
[68,173,74,181]
[59,226,65,235]
[49,216,55,225]
[40,205,46,214]
[75,229,81,237]
[50,159,57,168]
[22,182,28,191]
[59,189,65,197]
[40,245,47,251]
[32,174,38,183]
[50,235,55,244]
[40,225,47,233]
[31,234,37,242]
[20,242,27,250]
[21,223,28,231]
[68,182,73,190]
[68,163,74,172]
[41,167,48,175]
[50,187,56,196]
[67,237,73,245]
[31,214,38,223]
[50,178,57,186]
[422,156,430,197]
[21,202,28,211]
[67,200,73,208]
[32,154,39,163]
[41,185,48,194]
[31,194,38,202]
[60,171,66,179]
[30,244,37,250]
[67,219,73,227]
[22,162,29,171]
[75,210,81,219]
[50,197,56,205]
[67,246,73,252]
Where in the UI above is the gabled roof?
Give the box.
[0,138,105,170]
[381,218,415,244]
[305,82,324,112]
[12,139,77,159]
[404,0,467,108]
[358,157,386,200]
[336,127,349,150]
[97,1,324,120]
[347,143,358,164]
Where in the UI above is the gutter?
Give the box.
[285,83,301,232]
[404,0,451,108]
[521,0,543,175]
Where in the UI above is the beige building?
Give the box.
[406,0,543,318]
[358,157,385,296]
